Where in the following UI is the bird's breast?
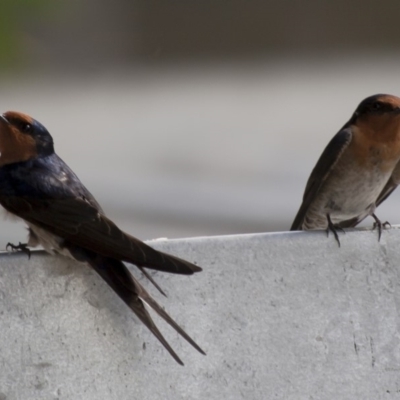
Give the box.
[305,150,395,228]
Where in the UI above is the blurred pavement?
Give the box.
[1,56,400,248]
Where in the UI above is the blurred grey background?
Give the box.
[1,1,400,247]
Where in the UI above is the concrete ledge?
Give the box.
[1,227,400,399]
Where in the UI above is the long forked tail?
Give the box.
[70,246,205,365]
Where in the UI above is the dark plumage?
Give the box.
[0,111,204,365]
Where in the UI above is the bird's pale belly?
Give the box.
[305,164,392,229]
[26,222,73,258]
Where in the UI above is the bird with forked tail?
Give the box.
[291,94,400,245]
[0,111,205,365]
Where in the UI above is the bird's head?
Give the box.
[0,111,54,166]
[348,94,400,148]
[353,94,400,120]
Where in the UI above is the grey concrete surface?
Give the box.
[1,227,400,399]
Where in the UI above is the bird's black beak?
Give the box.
[0,115,9,125]
[0,115,10,133]
[0,114,13,142]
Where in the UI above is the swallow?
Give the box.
[291,94,400,245]
[0,111,205,365]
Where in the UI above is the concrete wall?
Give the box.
[1,227,400,399]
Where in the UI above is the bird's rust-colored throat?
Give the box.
[351,111,400,171]
[0,112,37,166]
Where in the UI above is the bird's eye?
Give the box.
[372,102,381,110]
[20,123,32,133]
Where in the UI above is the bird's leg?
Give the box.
[371,214,391,241]
[326,214,344,247]
[6,242,31,259]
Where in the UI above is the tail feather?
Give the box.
[133,272,206,356]
[138,266,167,297]
[69,245,205,365]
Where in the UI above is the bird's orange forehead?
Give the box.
[0,111,37,166]
[376,95,400,107]
[3,111,34,125]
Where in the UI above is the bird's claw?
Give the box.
[372,214,391,241]
[6,242,31,259]
[326,214,344,247]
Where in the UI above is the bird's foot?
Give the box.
[326,214,345,247]
[372,214,391,241]
[6,242,31,259]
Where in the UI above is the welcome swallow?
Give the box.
[291,94,400,244]
[0,111,205,365]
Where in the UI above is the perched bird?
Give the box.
[0,111,205,365]
[291,94,400,245]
